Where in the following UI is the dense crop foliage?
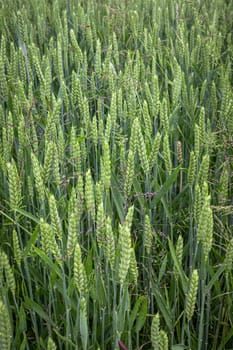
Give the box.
[0,0,232,349]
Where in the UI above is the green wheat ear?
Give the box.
[102,140,111,189]
[197,193,211,252]
[0,299,12,350]
[172,59,182,106]
[43,141,55,182]
[67,212,78,254]
[31,152,45,202]
[68,187,78,222]
[0,250,16,296]
[49,195,63,241]
[177,141,183,165]
[218,162,229,204]
[159,329,168,350]
[95,38,102,78]
[176,234,184,267]
[85,169,95,217]
[91,115,98,148]
[129,118,139,156]
[104,216,115,268]
[199,107,206,150]
[144,214,152,254]
[142,99,152,142]
[198,154,209,188]
[205,207,214,258]
[96,200,105,249]
[194,183,201,224]
[74,243,87,295]
[13,230,22,267]
[70,29,82,65]
[225,237,233,274]
[40,219,60,259]
[124,148,135,197]
[194,124,200,158]
[163,133,172,174]
[149,132,161,169]
[47,337,57,350]
[151,313,160,350]
[7,160,21,210]
[187,151,196,187]
[137,122,149,174]
[118,224,131,285]
[185,269,199,321]
[129,247,138,284]
[124,205,134,231]
[160,97,169,132]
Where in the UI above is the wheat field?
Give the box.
[0,0,232,349]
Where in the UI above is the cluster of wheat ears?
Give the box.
[0,0,232,349]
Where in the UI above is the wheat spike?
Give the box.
[104,216,115,268]
[163,133,172,174]
[1,250,16,296]
[185,269,199,321]
[7,160,21,210]
[151,313,160,350]
[13,230,22,267]
[188,151,196,187]
[49,194,63,241]
[74,243,87,294]
[144,214,152,254]
[0,299,11,350]
[47,337,57,350]
[118,224,131,285]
